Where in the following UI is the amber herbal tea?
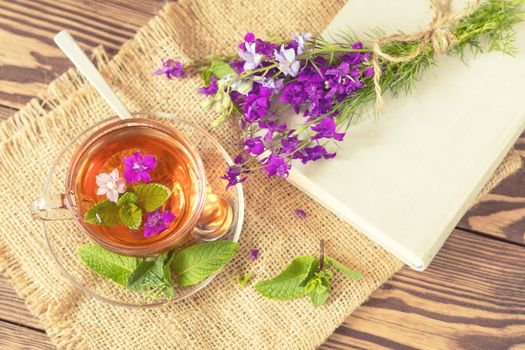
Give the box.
[68,121,203,254]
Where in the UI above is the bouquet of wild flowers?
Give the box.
[156,0,524,189]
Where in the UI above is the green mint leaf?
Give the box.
[128,254,175,298]
[171,240,239,286]
[131,183,171,212]
[117,191,138,206]
[209,60,235,79]
[162,262,176,298]
[118,202,142,230]
[78,244,139,286]
[309,283,330,307]
[325,256,363,280]
[201,68,213,85]
[238,272,253,288]
[306,269,333,307]
[127,259,156,288]
[255,256,319,300]
[84,200,119,226]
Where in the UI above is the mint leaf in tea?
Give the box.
[75,124,200,247]
[84,200,120,226]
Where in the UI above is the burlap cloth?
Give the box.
[0,1,521,349]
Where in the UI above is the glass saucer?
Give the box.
[39,112,244,307]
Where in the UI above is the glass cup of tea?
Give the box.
[31,115,236,257]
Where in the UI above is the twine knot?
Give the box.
[371,0,481,110]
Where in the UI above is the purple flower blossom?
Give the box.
[274,45,300,77]
[294,145,336,164]
[229,60,245,74]
[198,76,218,95]
[143,209,176,238]
[249,249,259,260]
[241,85,273,122]
[258,120,287,142]
[363,67,374,77]
[310,118,345,141]
[294,208,307,220]
[242,136,265,156]
[154,59,184,79]
[263,154,290,177]
[123,152,157,184]
[293,32,312,55]
[281,133,299,154]
[239,42,263,71]
[221,155,248,190]
[244,32,255,42]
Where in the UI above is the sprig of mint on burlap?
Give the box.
[255,240,362,307]
[84,183,171,229]
[78,240,239,301]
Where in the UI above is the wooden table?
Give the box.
[1,1,524,349]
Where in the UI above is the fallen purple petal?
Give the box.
[294,209,307,220]
[249,249,259,261]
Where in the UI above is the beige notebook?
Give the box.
[288,0,525,270]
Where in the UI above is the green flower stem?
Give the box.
[299,47,370,58]
[241,63,279,77]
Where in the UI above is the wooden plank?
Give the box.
[0,0,164,109]
[459,131,525,246]
[0,105,15,120]
[0,275,42,331]
[0,320,53,350]
[321,229,525,350]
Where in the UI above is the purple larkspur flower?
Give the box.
[279,83,306,113]
[123,152,157,184]
[263,154,290,177]
[239,42,263,71]
[293,32,312,55]
[280,133,299,154]
[229,60,245,74]
[242,136,265,156]
[221,155,248,190]
[311,118,345,141]
[241,85,273,122]
[352,41,363,49]
[244,32,255,42]
[154,59,184,79]
[143,209,176,238]
[198,76,218,96]
[258,120,287,142]
[249,249,259,260]
[294,208,307,220]
[294,145,336,164]
[363,67,374,77]
[274,45,300,77]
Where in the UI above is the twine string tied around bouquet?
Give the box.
[371,0,481,110]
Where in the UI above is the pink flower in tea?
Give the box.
[144,209,176,238]
[123,152,157,184]
[96,168,127,203]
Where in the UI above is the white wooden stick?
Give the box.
[53,30,132,119]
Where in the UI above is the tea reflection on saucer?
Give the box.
[194,192,233,240]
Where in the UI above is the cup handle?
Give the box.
[30,194,72,221]
[192,190,234,241]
